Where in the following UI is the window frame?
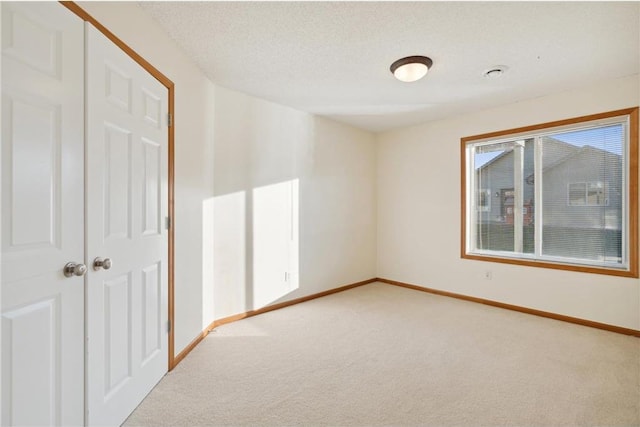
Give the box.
[460,107,638,278]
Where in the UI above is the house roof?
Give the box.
[477,137,574,171]
[540,144,621,174]
[477,138,621,184]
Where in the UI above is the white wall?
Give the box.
[377,74,640,330]
[212,87,377,318]
[79,2,377,355]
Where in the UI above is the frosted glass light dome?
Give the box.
[390,56,433,83]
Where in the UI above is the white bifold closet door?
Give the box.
[85,23,169,427]
[1,3,169,426]
[1,3,85,426]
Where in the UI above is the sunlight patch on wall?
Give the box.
[252,179,299,308]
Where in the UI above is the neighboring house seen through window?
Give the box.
[461,108,638,277]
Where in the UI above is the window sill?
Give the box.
[461,252,638,278]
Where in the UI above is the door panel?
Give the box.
[2,6,62,79]
[2,297,59,426]
[103,273,133,396]
[142,139,161,237]
[86,23,169,427]
[141,262,162,364]
[6,96,60,249]
[104,123,133,241]
[1,2,85,426]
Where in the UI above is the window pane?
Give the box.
[568,182,586,206]
[541,124,623,265]
[586,182,606,206]
[473,139,535,253]
[475,145,514,251]
[522,139,535,254]
[477,189,490,211]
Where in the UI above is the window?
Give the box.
[477,189,491,212]
[567,182,608,206]
[461,108,638,277]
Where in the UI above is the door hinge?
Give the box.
[165,216,171,230]
[167,112,173,127]
[167,320,172,333]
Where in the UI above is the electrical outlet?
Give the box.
[484,270,492,280]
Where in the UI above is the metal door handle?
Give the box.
[64,262,87,277]
[93,257,112,271]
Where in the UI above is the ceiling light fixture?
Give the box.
[390,56,433,83]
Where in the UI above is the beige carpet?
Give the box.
[124,282,640,426]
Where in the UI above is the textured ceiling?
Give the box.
[139,1,639,133]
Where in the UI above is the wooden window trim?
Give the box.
[460,107,639,278]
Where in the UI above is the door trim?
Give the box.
[59,1,177,371]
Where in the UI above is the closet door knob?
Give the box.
[93,257,112,271]
[64,262,87,277]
